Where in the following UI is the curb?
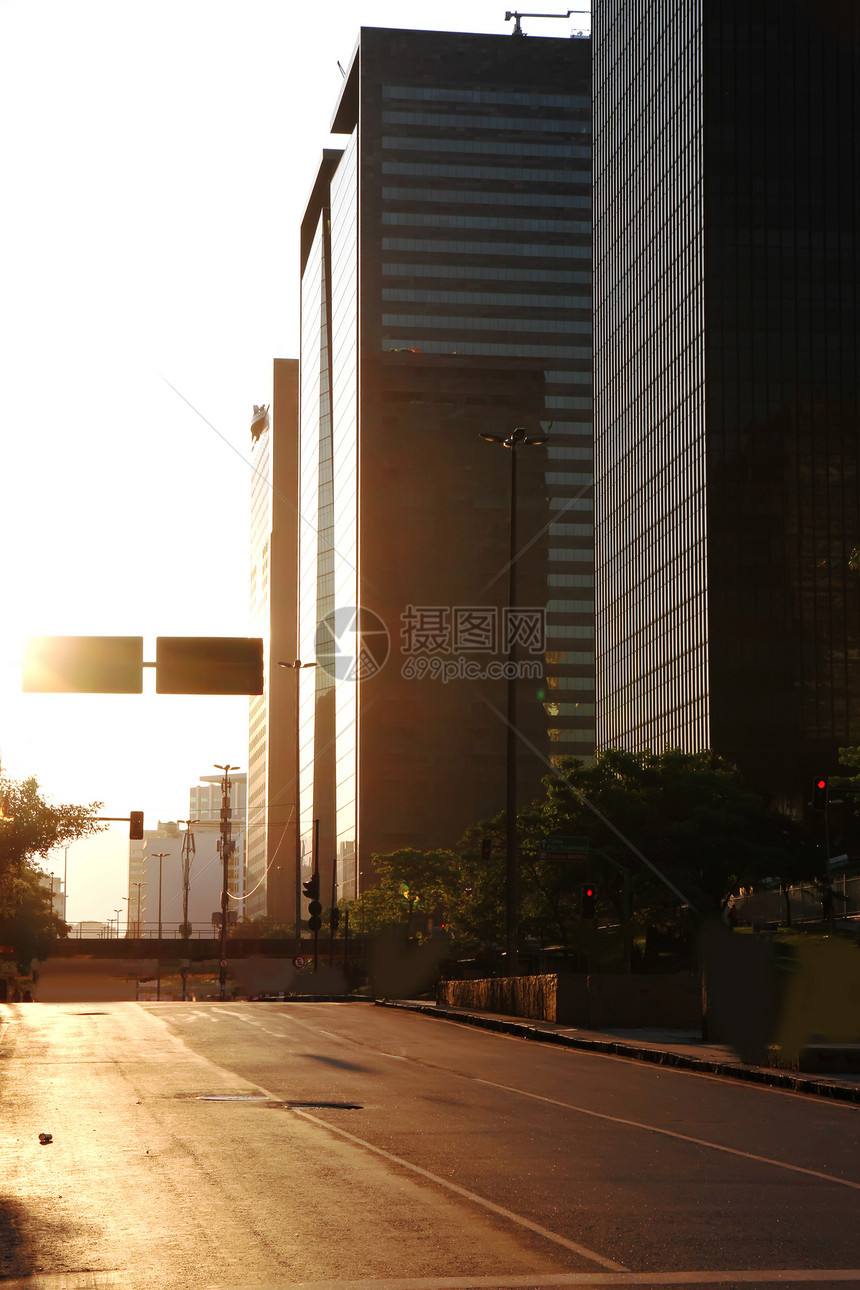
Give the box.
[380,1000,860,1105]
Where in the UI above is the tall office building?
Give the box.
[299,27,593,904]
[593,0,860,803]
[247,359,300,923]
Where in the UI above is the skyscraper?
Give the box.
[593,0,860,803]
[298,26,593,904]
[247,359,300,923]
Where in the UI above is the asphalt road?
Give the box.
[1,1000,859,1290]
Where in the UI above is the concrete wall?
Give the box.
[438,973,702,1029]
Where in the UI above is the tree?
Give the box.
[520,749,812,935]
[345,848,459,939]
[0,865,70,970]
[0,772,103,960]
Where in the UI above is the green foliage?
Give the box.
[231,915,294,939]
[0,773,103,920]
[836,745,860,810]
[354,749,813,958]
[0,865,69,971]
[525,749,811,926]
[345,848,458,939]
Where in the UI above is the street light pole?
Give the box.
[151,853,170,1000]
[479,425,549,972]
[130,881,144,937]
[278,660,317,942]
[214,764,238,1001]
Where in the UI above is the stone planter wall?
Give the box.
[439,972,702,1029]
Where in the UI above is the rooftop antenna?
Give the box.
[505,9,590,36]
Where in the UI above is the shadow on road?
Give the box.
[0,1196,34,1279]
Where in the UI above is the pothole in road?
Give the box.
[174,1091,271,1101]
[281,1101,363,1110]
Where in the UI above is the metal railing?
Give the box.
[737,872,860,925]
[68,921,235,940]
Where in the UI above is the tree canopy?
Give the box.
[0,772,103,956]
[349,748,814,955]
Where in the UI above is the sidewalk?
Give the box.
[383,999,860,1104]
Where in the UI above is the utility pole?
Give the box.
[215,764,238,1001]
[177,821,197,939]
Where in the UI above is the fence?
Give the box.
[738,872,860,926]
[67,921,238,940]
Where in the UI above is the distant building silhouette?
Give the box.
[297,26,594,906]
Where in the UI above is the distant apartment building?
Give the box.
[297,27,594,906]
[246,360,300,924]
[592,0,860,803]
[38,872,66,923]
[127,772,247,934]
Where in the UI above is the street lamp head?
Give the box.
[277,660,317,670]
[479,426,549,449]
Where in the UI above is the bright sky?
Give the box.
[0,0,589,926]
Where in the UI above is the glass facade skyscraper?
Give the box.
[593,0,860,803]
[247,360,300,923]
[299,27,593,903]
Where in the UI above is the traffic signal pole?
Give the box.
[216,764,238,1001]
[813,778,835,930]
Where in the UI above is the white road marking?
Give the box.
[15,1268,860,1288]
[285,1104,629,1271]
[466,1072,860,1192]
[209,1005,860,1193]
[266,1274,860,1289]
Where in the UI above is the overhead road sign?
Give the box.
[155,637,264,694]
[22,636,143,693]
[22,636,265,695]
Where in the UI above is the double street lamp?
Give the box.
[479,425,549,970]
[150,852,171,999]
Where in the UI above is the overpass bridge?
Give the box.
[25,937,361,1002]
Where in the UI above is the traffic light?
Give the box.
[303,871,322,932]
[129,811,144,840]
[481,837,492,861]
[813,778,829,812]
[580,882,596,920]
[330,905,340,933]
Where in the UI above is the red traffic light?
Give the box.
[812,779,829,811]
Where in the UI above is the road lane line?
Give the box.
[257,1273,860,1288]
[15,1268,860,1288]
[463,1073,860,1193]
[238,1006,860,1193]
[286,1105,629,1271]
